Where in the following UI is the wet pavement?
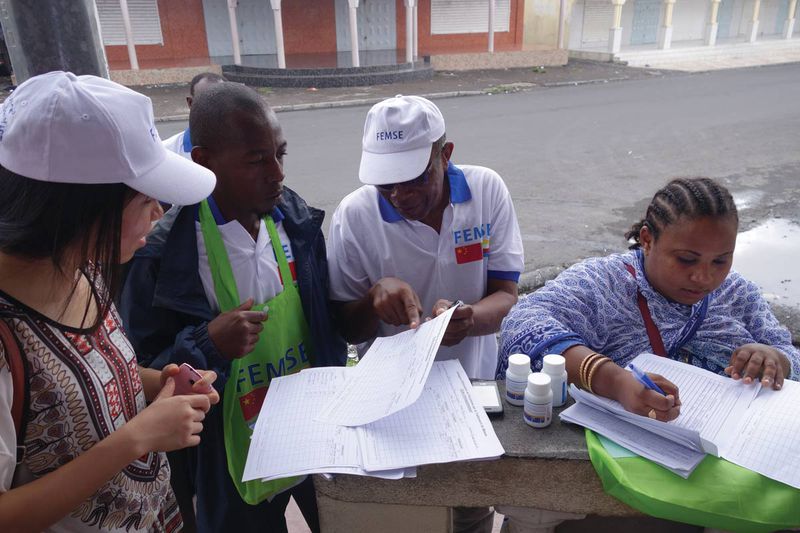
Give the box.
[735,218,800,308]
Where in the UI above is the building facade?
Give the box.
[566,0,798,54]
[98,0,528,71]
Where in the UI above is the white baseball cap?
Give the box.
[358,95,445,186]
[0,71,215,205]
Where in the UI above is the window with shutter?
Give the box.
[96,0,164,46]
[430,0,511,35]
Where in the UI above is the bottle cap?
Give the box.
[508,353,531,374]
[527,372,551,394]
[542,353,566,374]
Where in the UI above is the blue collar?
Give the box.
[196,194,284,224]
[378,162,472,223]
[181,127,192,154]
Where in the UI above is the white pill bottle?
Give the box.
[542,354,568,407]
[524,372,553,428]
[505,353,531,406]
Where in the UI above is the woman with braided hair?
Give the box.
[498,176,799,424]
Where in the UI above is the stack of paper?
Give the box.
[561,353,800,489]
[243,306,505,483]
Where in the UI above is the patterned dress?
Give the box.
[0,291,182,532]
[497,250,800,380]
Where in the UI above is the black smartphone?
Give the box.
[471,381,504,417]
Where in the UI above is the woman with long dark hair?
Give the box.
[0,71,219,532]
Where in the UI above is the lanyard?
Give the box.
[625,249,709,358]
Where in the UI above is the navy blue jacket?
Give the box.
[120,187,347,384]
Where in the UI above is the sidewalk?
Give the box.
[616,38,800,72]
[136,60,671,121]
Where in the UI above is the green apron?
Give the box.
[199,200,314,505]
[586,429,800,532]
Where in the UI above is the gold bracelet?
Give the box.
[579,352,603,391]
[577,353,592,388]
[587,357,612,394]
[579,352,599,390]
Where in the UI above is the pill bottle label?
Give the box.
[524,402,552,427]
[505,376,527,405]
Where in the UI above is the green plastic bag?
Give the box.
[586,430,800,532]
[200,201,313,504]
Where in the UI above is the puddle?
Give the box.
[734,219,800,307]
[732,190,764,211]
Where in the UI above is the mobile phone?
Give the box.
[471,381,504,417]
[174,363,212,395]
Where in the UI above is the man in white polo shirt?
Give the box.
[162,72,225,159]
[328,94,524,381]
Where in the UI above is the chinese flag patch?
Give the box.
[239,387,268,422]
[455,242,484,264]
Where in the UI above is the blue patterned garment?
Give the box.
[497,249,800,381]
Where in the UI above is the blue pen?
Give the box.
[628,364,666,396]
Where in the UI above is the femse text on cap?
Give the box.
[0,71,215,206]
[359,95,446,186]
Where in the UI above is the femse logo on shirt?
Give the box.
[453,223,491,264]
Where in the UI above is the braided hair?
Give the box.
[626,177,738,249]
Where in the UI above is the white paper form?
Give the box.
[560,402,706,477]
[568,385,704,452]
[721,379,800,490]
[243,367,363,482]
[357,360,505,471]
[317,305,458,427]
[629,353,761,448]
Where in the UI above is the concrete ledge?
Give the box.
[315,457,638,515]
[431,49,568,71]
[110,65,222,86]
[316,496,451,533]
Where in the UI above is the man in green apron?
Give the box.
[121,82,346,532]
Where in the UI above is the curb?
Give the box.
[154,89,486,123]
[542,76,632,87]
[518,264,568,293]
[152,73,648,123]
[151,73,655,123]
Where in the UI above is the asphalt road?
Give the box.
[157,62,800,325]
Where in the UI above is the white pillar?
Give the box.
[413,3,419,59]
[347,0,360,67]
[270,0,286,68]
[118,0,139,70]
[488,0,496,53]
[404,0,415,63]
[746,0,761,43]
[705,0,720,46]
[227,0,242,65]
[784,0,797,38]
[609,0,626,54]
[558,0,567,49]
[658,0,675,49]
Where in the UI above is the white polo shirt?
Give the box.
[195,197,296,313]
[328,163,524,379]
[163,127,192,160]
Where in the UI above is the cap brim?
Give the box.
[358,144,431,186]
[130,149,216,205]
